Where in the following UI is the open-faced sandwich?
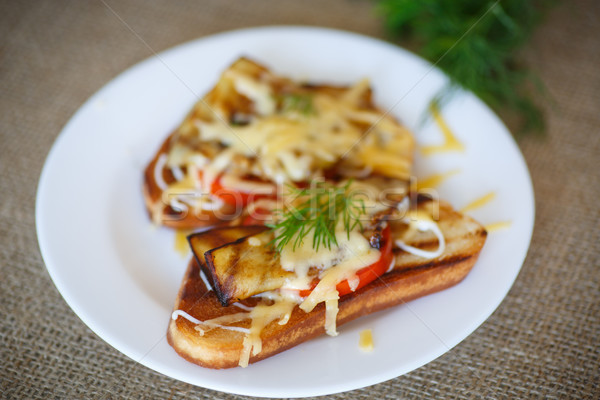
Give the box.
[143,58,487,368]
[143,57,414,228]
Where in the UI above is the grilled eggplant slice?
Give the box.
[202,227,293,306]
[189,212,398,307]
[188,226,268,296]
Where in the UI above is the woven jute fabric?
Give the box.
[1,0,598,399]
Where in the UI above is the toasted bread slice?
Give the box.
[167,198,487,369]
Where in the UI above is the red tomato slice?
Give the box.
[197,171,275,207]
[210,177,252,206]
[298,226,393,298]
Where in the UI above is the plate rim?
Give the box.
[35,25,535,398]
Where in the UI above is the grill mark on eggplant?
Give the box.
[222,247,242,305]
[189,226,268,306]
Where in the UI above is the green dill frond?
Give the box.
[267,180,366,253]
[376,0,556,135]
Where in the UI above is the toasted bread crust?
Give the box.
[167,199,487,369]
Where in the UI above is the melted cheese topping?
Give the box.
[156,59,414,214]
[229,71,276,116]
[194,101,381,184]
[279,229,375,289]
[239,296,297,367]
[277,219,381,335]
[295,230,381,336]
[298,248,381,336]
[173,292,300,368]
[199,148,235,192]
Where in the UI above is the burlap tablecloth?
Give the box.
[1,0,598,398]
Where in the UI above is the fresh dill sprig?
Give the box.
[266,180,366,253]
[376,0,556,135]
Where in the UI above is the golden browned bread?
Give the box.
[167,197,487,369]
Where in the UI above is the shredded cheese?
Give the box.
[164,60,414,194]
[219,174,276,194]
[239,297,297,367]
[298,239,381,336]
[228,70,276,115]
[171,310,202,324]
[198,268,212,291]
[420,102,465,155]
[153,153,168,191]
[359,329,374,353]
[484,221,512,232]
[460,192,496,213]
[417,169,460,191]
[194,313,251,336]
[170,165,185,182]
[395,211,446,259]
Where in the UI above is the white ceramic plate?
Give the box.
[36,26,534,397]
